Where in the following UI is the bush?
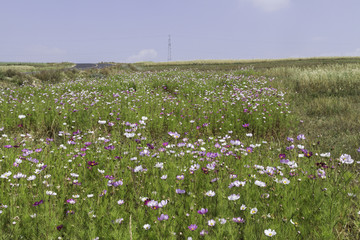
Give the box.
[34,70,64,83]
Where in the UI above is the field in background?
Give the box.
[0,57,359,239]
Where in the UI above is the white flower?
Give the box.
[240,204,247,210]
[143,224,151,230]
[218,218,227,224]
[115,218,124,224]
[1,171,12,179]
[339,154,354,164]
[264,228,276,237]
[72,194,80,198]
[320,152,331,158]
[87,194,94,198]
[228,194,240,201]
[160,175,168,180]
[98,120,106,124]
[208,219,216,227]
[117,200,124,205]
[254,180,266,187]
[246,133,253,137]
[18,115,26,119]
[141,116,148,121]
[250,208,258,214]
[282,178,290,184]
[205,190,216,197]
[27,175,36,181]
[46,191,57,196]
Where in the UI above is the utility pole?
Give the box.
[168,35,172,62]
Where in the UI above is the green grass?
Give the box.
[0,57,359,239]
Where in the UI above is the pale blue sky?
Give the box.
[1,0,360,63]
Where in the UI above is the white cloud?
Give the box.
[127,49,158,63]
[241,0,290,12]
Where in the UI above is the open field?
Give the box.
[0,58,359,239]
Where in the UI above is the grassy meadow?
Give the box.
[0,58,359,239]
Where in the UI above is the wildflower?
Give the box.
[254,180,266,187]
[56,225,64,231]
[117,200,124,205]
[232,217,245,223]
[205,190,215,197]
[66,199,76,204]
[46,191,57,196]
[297,134,305,140]
[218,218,227,224]
[208,219,216,227]
[98,120,106,124]
[240,204,247,210]
[18,115,26,119]
[199,230,208,236]
[114,218,124,224]
[176,175,184,180]
[87,194,94,198]
[339,154,353,164]
[264,229,276,237]
[279,153,286,159]
[228,194,240,201]
[143,224,151,230]
[160,175,168,180]
[246,133,253,137]
[250,208,258,214]
[157,214,169,221]
[242,123,249,127]
[33,200,44,206]
[246,147,253,153]
[176,189,186,194]
[188,224,198,231]
[282,178,290,184]
[197,208,208,215]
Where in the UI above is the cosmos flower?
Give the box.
[208,219,216,227]
[176,189,186,194]
[228,194,240,201]
[250,208,258,214]
[205,190,215,197]
[188,224,198,231]
[254,180,266,187]
[339,154,353,164]
[264,229,277,237]
[232,217,245,223]
[197,208,208,215]
[157,214,169,221]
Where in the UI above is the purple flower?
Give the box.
[197,208,208,215]
[157,214,169,221]
[4,145,12,148]
[188,224,198,231]
[280,159,289,164]
[279,154,286,159]
[176,189,186,194]
[297,134,305,140]
[35,148,42,153]
[112,180,123,187]
[56,225,63,231]
[246,147,253,153]
[200,229,209,236]
[232,217,245,223]
[242,123,249,127]
[33,200,44,206]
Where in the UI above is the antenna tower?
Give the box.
[168,35,172,61]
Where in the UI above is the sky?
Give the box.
[1,0,360,63]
